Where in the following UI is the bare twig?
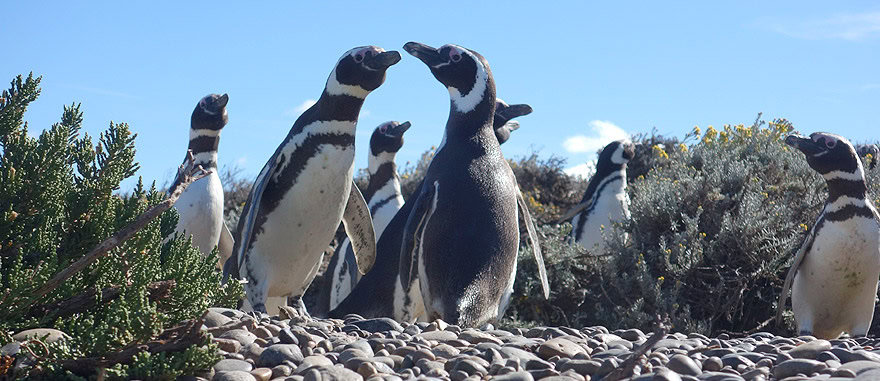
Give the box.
[28,280,175,319]
[604,315,670,381]
[29,151,208,304]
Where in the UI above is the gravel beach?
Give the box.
[194,308,880,381]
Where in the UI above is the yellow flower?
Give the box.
[799,223,809,231]
[699,232,707,238]
[679,143,688,153]
[658,276,665,283]
[693,126,701,136]
[652,145,669,160]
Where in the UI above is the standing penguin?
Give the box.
[776,132,880,339]
[560,140,634,253]
[328,100,534,321]
[320,120,411,313]
[396,42,548,326]
[224,46,400,315]
[170,93,234,269]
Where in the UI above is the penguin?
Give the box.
[560,140,635,253]
[320,120,411,314]
[856,144,878,170]
[223,46,400,315]
[776,132,880,339]
[395,42,549,326]
[169,93,234,269]
[328,99,534,321]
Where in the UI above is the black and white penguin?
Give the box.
[169,93,234,269]
[561,140,635,252]
[328,100,534,322]
[395,42,548,326]
[321,121,411,313]
[856,144,878,170]
[776,132,880,339]
[223,46,400,315]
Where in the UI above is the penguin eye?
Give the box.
[379,125,388,134]
[450,50,462,63]
[354,53,364,63]
[826,140,837,149]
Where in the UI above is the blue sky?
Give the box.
[2,2,878,189]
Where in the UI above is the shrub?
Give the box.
[0,74,241,379]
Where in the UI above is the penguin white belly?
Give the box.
[371,193,404,238]
[393,276,427,322]
[173,173,224,261]
[575,191,628,252]
[250,146,355,298]
[328,239,354,309]
[792,217,880,338]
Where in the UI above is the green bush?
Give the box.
[0,74,241,379]
[507,120,880,336]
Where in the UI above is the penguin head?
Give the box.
[493,99,532,144]
[370,121,411,156]
[786,132,861,176]
[597,140,635,172]
[328,46,401,97]
[856,144,879,158]
[191,93,229,130]
[404,42,496,114]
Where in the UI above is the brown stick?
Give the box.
[29,280,175,319]
[29,151,208,304]
[604,315,670,381]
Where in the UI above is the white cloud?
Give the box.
[285,99,317,117]
[235,156,247,167]
[562,120,628,154]
[564,162,595,179]
[767,12,880,41]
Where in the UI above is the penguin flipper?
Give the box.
[217,221,235,268]
[517,189,550,299]
[343,180,377,275]
[399,181,437,292]
[556,199,594,224]
[775,211,824,327]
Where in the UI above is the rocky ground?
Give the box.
[192,307,880,381]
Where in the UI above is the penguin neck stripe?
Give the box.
[188,135,220,155]
[823,169,866,183]
[368,152,397,174]
[826,178,868,202]
[449,56,488,114]
[190,128,222,138]
[364,161,397,201]
[370,194,399,216]
[825,204,876,222]
[326,70,369,99]
[310,93,366,124]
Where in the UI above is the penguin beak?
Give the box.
[365,51,402,71]
[404,42,444,67]
[494,103,533,127]
[785,134,824,156]
[394,121,412,136]
[217,93,229,109]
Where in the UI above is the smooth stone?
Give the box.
[294,356,335,375]
[789,340,832,359]
[13,328,70,343]
[272,364,293,378]
[667,354,702,376]
[556,359,602,375]
[259,344,304,368]
[417,330,458,342]
[856,368,880,380]
[499,347,541,363]
[216,338,243,354]
[356,362,377,378]
[740,367,769,380]
[537,337,588,359]
[492,371,534,381]
[250,367,272,381]
[459,330,503,345]
[696,371,744,380]
[702,357,723,372]
[204,310,234,328]
[432,343,460,359]
[772,358,826,379]
[1,343,20,357]
[338,348,370,364]
[213,371,257,381]
[832,348,880,363]
[839,360,880,374]
[221,329,258,346]
[720,354,754,369]
[528,369,561,379]
[241,343,265,361]
[351,318,403,333]
[303,365,363,381]
[344,340,375,357]
[453,359,488,376]
[211,307,247,319]
[215,359,254,373]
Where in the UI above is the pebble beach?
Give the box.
[195,308,880,381]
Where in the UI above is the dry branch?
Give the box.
[28,151,208,305]
[28,280,175,319]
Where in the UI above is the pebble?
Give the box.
[186,313,880,381]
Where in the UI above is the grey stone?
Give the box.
[259,344,304,368]
[839,360,880,374]
[221,329,258,346]
[214,359,254,373]
[667,354,702,376]
[492,371,534,381]
[294,356,335,375]
[537,337,588,359]
[459,330,503,345]
[772,358,826,379]
[556,359,602,375]
[702,357,723,372]
[350,318,403,333]
[213,370,257,381]
[204,310,234,328]
[417,330,458,342]
[499,347,541,363]
[12,328,70,343]
[788,339,832,359]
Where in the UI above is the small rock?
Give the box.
[213,370,257,381]
[204,310,233,328]
[357,362,377,378]
[839,360,880,375]
[351,318,403,333]
[221,329,258,346]
[12,328,70,343]
[215,338,243,354]
[702,357,723,372]
[492,371,534,381]
[250,367,272,381]
[667,354,701,376]
[214,359,254,373]
[294,355,335,375]
[788,339,832,359]
[537,337,588,360]
[272,364,292,378]
[459,330,503,345]
[258,344,304,368]
[772,358,826,379]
